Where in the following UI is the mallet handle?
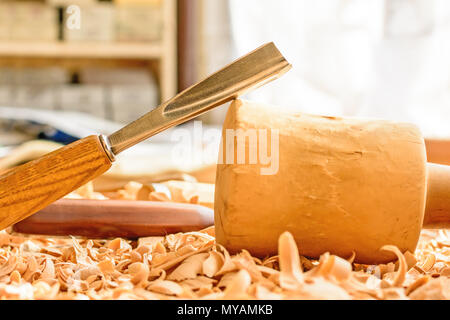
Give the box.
[424,162,450,228]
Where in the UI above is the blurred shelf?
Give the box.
[0,41,163,59]
[0,0,177,103]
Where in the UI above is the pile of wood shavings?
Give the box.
[0,227,448,300]
[65,181,205,205]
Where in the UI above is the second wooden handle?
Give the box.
[13,199,214,238]
[0,135,112,230]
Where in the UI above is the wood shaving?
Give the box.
[380,245,407,287]
[2,180,449,300]
[0,226,448,300]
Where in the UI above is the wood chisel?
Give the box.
[0,42,291,230]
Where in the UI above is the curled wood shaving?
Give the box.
[0,255,17,277]
[128,262,149,286]
[409,277,450,300]
[298,277,351,300]
[149,192,171,202]
[346,251,356,264]
[181,276,216,291]
[40,258,56,282]
[253,284,283,300]
[213,245,236,276]
[405,275,430,295]
[167,253,209,281]
[420,254,436,272]
[316,253,352,282]
[202,251,224,277]
[67,182,107,200]
[278,232,303,290]
[380,287,408,300]
[380,245,407,287]
[403,251,417,270]
[67,180,212,207]
[222,270,252,299]
[148,280,183,296]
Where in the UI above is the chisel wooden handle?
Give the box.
[0,135,112,230]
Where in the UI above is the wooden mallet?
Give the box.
[215,100,450,264]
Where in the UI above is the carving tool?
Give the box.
[0,42,291,230]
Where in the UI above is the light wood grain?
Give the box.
[424,163,450,228]
[0,135,112,230]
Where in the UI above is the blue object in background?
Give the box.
[37,129,78,145]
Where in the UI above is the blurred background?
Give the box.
[1,0,450,186]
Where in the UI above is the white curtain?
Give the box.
[203,0,450,138]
